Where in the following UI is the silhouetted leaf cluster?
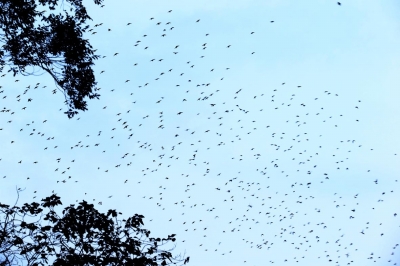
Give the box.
[0,193,188,265]
[0,0,104,118]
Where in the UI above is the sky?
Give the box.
[1,0,400,265]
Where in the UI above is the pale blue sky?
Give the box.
[1,0,400,265]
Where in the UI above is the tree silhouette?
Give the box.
[0,0,104,118]
[0,191,189,266]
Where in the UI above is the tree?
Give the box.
[0,0,104,118]
[0,191,189,265]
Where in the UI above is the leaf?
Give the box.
[41,225,51,231]
[13,236,24,245]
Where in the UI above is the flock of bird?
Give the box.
[0,2,399,266]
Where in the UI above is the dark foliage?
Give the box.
[0,0,104,118]
[0,192,188,265]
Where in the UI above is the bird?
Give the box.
[0,8,394,266]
